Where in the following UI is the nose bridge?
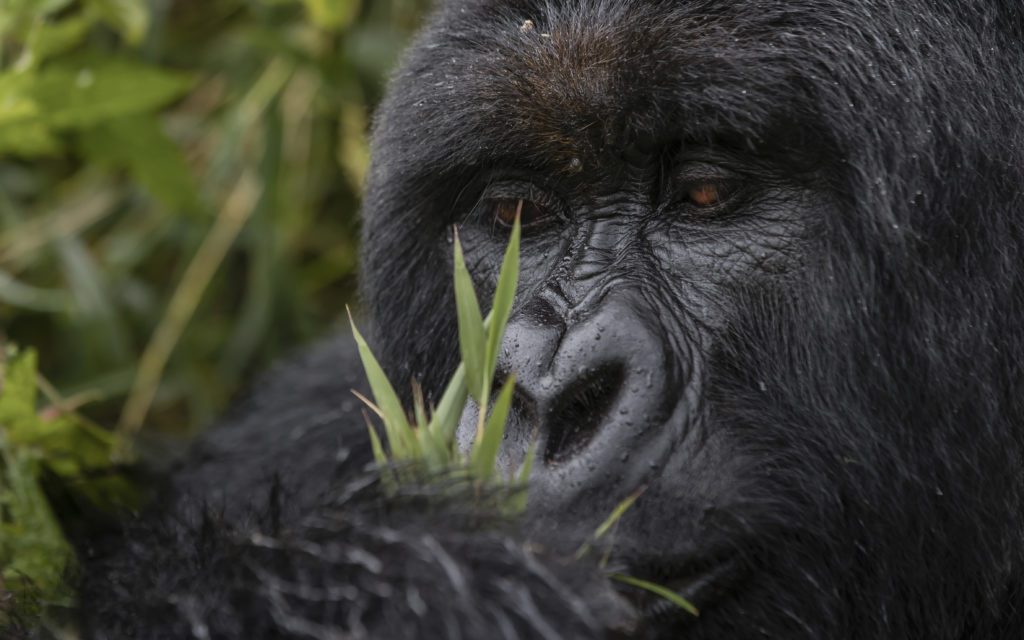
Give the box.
[551,216,633,312]
[498,297,565,383]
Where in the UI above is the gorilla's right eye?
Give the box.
[490,198,550,229]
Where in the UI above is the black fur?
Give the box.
[78,1,1024,638]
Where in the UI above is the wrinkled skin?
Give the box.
[75,1,1024,639]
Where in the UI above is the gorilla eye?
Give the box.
[673,160,744,216]
[492,198,548,229]
[687,183,726,208]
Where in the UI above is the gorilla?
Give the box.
[74,0,1024,638]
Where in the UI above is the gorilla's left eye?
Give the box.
[687,182,727,208]
[491,198,549,229]
[674,163,744,214]
[684,180,741,209]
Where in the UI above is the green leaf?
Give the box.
[0,0,73,35]
[610,574,700,617]
[509,439,538,513]
[1,447,74,611]
[26,14,93,63]
[471,375,515,481]
[302,0,361,31]
[453,228,487,402]
[0,74,39,126]
[365,419,388,467]
[0,122,59,156]
[415,423,447,471]
[412,384,428,430]
[0,349,120,477]
[0,346,39,423]
[78,114,200,212]
[516,439,537,486]
[85,0,150,44]
[0,346,121,615]
[347,308,412,456]
[30,56,192,130]
[363,420,397,491]
[411,383,449,470]
[426,362,467,449]
[483,216,520,389]
[0,73,58,156]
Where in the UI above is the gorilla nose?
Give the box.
[523,358,627,464]
[458,294,681,495]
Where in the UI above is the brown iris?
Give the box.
[494,198,547,228]
[687,183,725,208]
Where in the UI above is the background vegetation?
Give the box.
[0,0,427,435]
[0,0,427,630]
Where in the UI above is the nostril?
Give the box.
[543,363,625,465]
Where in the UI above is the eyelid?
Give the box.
[675,161,740,184]
[667,162,747,216]
[480,180,568,221]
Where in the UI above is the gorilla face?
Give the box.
[446,137,825,622]
[359,0,1024,635]
[451,130,818,488]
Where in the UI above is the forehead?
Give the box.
[404,0,840,173]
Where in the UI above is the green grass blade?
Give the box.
[575,489,644,560]
[413,384,448,471]
[610,574,700,617]
[364,415,388,467]
[352,389,411,460]
[347,307,411,456]
[452,228,486,402]
[515,438,537,486]
[412,383,429,430]
[471,375,516,480]
[509,439,538,513]
[364,417,396,491]
[594,489,643,541]
[426,362,468,449]
[483,217,520,384]
[416,426,447,471]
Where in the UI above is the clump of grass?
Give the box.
[348,215,531,493]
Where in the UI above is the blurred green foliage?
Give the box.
[0,0,429,440]
[0,345,137,628]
